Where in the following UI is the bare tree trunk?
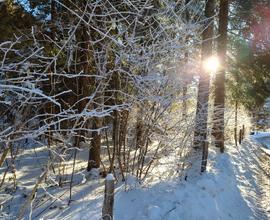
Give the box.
[46,0,57,170]
[112,109,125,180]
[212,0,229,153]
[193,0,215,149]
[234,100,238,147]
[51,0,57,23]
[182,83,188,119]
[80,7,102,171]
[201,141,209,172]
[87,116,101,171]
[119,110,129,170]
[239,128,243,144]
[0,147,9,167]
[111,72,125,180]
[182,0,191,119]
[132,109,144,175]
[242,125,245,138]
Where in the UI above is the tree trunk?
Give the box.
[78,23,90,144]
[84,4,103,171]
[212,0,229,153]
[87,117,102,171]
[182,0,190,120]
[111,72,125,179]
[182,86,188,119]
[201,141,209,172]
[82,47,101,171]
[193,0,215,149]
[239,128,243,144]
[119,110,129,171]
[0,147,9,167]
[234,100,238,147]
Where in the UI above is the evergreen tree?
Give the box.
[212,0,229,152]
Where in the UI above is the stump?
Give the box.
[102,174,115,220]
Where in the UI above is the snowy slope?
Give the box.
[252,132,270,155]
[49,139,269,220]
[1,137,269,220]
[113,141,269,220]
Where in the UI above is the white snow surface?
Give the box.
[71,138,270,220]
[106,173,115,181]
[113,141,270,220]
[252,131,270,155]
[1,137,270,220]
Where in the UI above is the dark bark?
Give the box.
[51,0,57,23]
[119,110,129,170]
[78,23,91,144]
[201,141,209,172]
[85,4,103,171]
[87,118,101,171]
[239,128,243,144]
[234,100,238,147]
[212,0,229,153]
[111,72,125,179]
[182,86,188,119]
[193,0,215,149]
[182,0,190,119]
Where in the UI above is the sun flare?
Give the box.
[203,56,220,72]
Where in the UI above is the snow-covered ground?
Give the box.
[252,132,270,155]
[1,136,270,220]
[113,137,270,220]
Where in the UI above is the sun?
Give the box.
[203,56,220,72]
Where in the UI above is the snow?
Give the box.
[252,131,270,155]
[106,174,115,181]
[112,138,269,220]
[114,152,261,220]
[1,137,270,219]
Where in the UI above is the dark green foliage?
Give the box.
[0,0,35,41]
[227,0,270,109]
[228,37,270,110]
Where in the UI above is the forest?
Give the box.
[0,0,270,219]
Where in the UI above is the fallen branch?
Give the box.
[17,169,48,219]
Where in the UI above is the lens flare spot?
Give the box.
[203,56,220,72]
